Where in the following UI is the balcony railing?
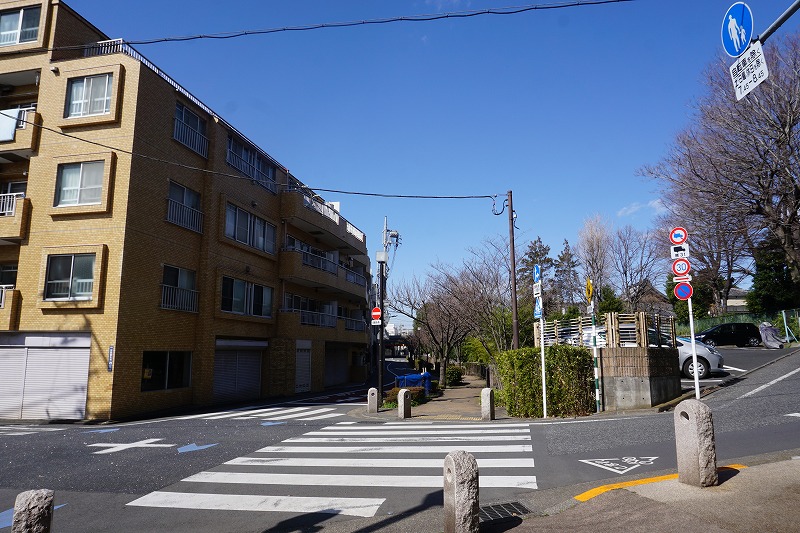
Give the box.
[45,279,93,300]
[344,317,366,331]
[302,194,339,224]
[173,117,208,157]
[0,284,13,308]
[226,150,277,193]
[285,247,338,275]
[346,221,365,242]
[166,198,203,233]
[0,193,21,216]
[299,310,337,328]
[161,285,199,313]
[341,266,366,287]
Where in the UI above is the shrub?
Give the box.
[445,365,464,386]
[382,386,427,407]
[495,345,594,418]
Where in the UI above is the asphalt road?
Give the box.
[680,344,795,391]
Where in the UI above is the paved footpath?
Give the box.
[344,373,800,533]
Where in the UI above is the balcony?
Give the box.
[0,194,29,241]
[280,189,367,255]
[277,309,368,344]
[0,109,40,157]
[173,117,208,158]
[166,198,203,233]
[0,285,20,330]
[280,249,367,300]
[226,150,277,193]
[161,285,199,313]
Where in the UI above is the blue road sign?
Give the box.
[534,297,542,319]
[533,264,541,284]
[722,2,754,58]
[674,282,694,301]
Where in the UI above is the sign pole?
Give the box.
[591,300,601,413]
[540,315,547,418]
[687,296,700,400]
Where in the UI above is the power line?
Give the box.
[106,0,635,47]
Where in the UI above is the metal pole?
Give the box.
[378,259,385,403]
[687,297,700,400]
[591,299,601,413]
[755,0,800,44]
[507,191,519,350]
[540,315,547,418]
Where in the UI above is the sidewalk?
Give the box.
[349,373,800,532]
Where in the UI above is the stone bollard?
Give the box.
[398,388,411,419]
[674,399,718,487]
[12,489,54,533]
[481,388,495,421]
[443,450,479,533]
[367,387,378,414]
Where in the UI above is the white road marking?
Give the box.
[204,407,283,420]
[184,471,537,489]
[127,491,384,518]
[786,413,800,418]
[262,408,334,421]
[88,438,176,454]
[303,428,529,436]
[376,423,530,429]
[737,367,800,399]
[225,457,534,468]
[255,444,533,454]
[723,365,747,372]
[285,435,531,443]
[298,412,345,421]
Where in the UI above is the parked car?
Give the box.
[694,322,761,347]
[676,337,725,379]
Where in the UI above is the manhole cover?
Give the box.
[479,501,531,523]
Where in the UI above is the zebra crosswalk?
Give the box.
[127,421,537,518]
[0,425,68,437]
[172,404,350,422]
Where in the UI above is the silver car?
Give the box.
[676,336,725,379]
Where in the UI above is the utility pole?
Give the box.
[375,217,400,405]
[507,190,519,350]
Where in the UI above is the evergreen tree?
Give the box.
[746,237,800,314]
[553,239,581,312]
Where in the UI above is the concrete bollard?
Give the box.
[481,388,495,421]
[398,388,411,419]
[367,387,378,414]
[674,399,718,487]
[12,489,54,533]
[443,450,479,533]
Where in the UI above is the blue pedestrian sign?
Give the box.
[533,297,542,319]
[722,3,754,58]
[533,264,541,284]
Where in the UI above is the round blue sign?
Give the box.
[722,2,754,58]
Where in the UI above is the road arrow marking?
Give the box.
[178,443,219,453]
[83,428,119,433]
[580,457,658,475]
[261,421,286,427]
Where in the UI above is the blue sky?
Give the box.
[66,0,797,299]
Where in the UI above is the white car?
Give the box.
[676,337,725,379]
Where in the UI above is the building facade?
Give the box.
[0,0,371,420]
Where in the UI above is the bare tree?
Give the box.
[643,34,800,283]
[609,225,663,312]
[576,215,612,306]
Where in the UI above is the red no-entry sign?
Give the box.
[371,307,382,320]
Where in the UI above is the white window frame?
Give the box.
[55,161,103,206]
[221,276,272,318]
[44,253,95,301]
[66,73,113,118]
[0,6,40,47]
[224,203,276,254]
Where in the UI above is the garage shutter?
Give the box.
[295,341,311,393]
[0,347,89,420]
[0,348,26,419]
[21,348,90,420]
[213,350,261,403]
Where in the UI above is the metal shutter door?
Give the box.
[213,350,238,402]
[21,348,89,420]
[295,345,311,393]
[0,348,27,419]
[235,352,261,401]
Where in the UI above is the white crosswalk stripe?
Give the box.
[0,426,68,437]
[172,405,348,422]
[127,421,537,518]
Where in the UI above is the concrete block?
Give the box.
[367,387,378,414]
[13,489,54,533]
[443,450,479,533]
[398,388,411,419]
[674,399,718,487]
[481,388,495,421]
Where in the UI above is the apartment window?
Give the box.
[161,265,198,312]
[174,103,208,157]
[166,181,203,232]
[66,73,113,118]
[224,203,276,254]
[0,264,16,285]
[221,276,272,317]
[226,136,277,193]
[55,161,103,206]
[141,351,191,392]
[0,6,40,46]
[44,254,95,300]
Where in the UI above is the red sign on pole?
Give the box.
[371,307,382,320]
[674,282,694,301]
[669,227,688,245]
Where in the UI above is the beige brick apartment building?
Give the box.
[0,0,371,420]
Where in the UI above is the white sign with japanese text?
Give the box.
[729,40,769,100]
